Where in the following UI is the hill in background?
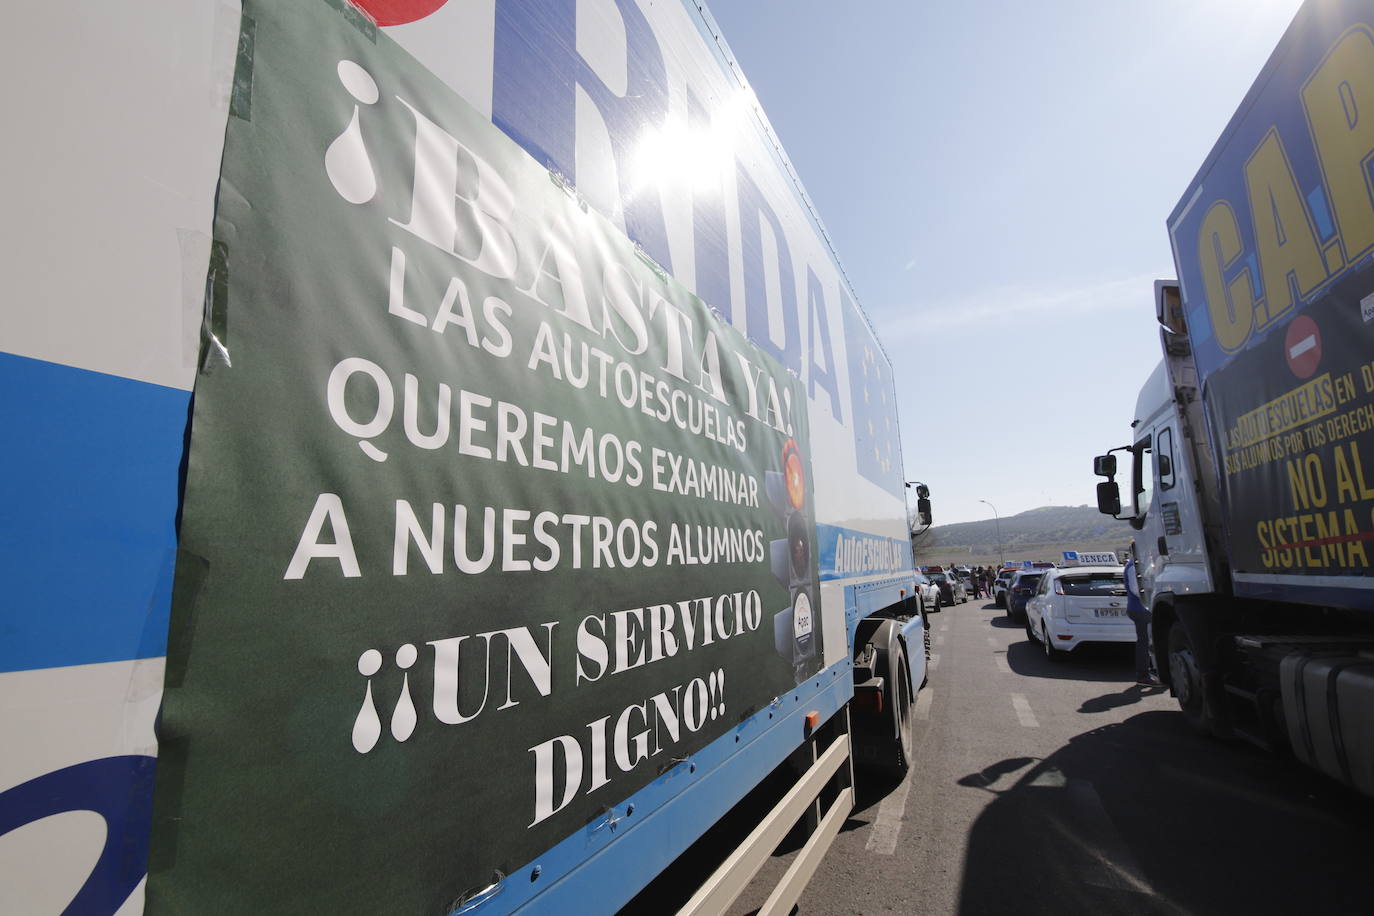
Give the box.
[912,505,1133,567]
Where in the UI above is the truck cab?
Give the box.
[1095,281,1217,611]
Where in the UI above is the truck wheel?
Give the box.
[884,647,914,775]
[1042,624,1063,663]
[1167,623,1214,734]
[920,607,931,689]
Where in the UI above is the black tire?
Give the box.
[930,594,941,614]
[919,604,931,689]
[995,593,1006,608]
[1167,623,1215,734]
[1024,615,1036,641]
[1042,623,1063,663]
[884,647,914,775]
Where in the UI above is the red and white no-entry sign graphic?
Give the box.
[1284,314,1322,379]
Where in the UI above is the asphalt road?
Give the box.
[731,597,1374,916]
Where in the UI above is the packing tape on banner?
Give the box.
[199,239,232,373]
[323,0,380,41]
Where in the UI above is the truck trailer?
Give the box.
[1095,0,1374,797]
[0,1,929,913]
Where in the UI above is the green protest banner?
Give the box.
[149,1,821,911]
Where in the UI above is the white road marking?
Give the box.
[995,656,1012,674]
[1289,334,1317,359]
[863,771,914,855]
[1011,693,1039,727]
[914,688,934,721]
[929,653,941,670]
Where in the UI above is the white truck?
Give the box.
[1,1,929,913]
[1095,0,1374,797]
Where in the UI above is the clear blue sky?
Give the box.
[709,0,1306,525]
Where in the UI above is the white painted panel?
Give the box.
[2,1,238,390]
[0,658,163,800]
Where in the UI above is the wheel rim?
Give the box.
[1170,644,1200,706]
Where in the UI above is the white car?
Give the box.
[1024,565,1131,660]
[993,569,1015,608]
[912,573,941,613]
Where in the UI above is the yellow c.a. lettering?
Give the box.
[1245,128,1328,326]
[1303,26,1374,262]
[1198,201,1257,352]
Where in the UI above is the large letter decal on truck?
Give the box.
[1303,26,1374,265]
[1165,2,1374,591]
[148,3,822,912]
[492,0,674,272]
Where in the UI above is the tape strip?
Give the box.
[321,0,379,42]
[161,551,209,690]
[145,550,209,882]
[229,14,256,121]
[199,239,231,373]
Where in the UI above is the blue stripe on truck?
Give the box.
[0,352,187,673]
[816,523,914,582]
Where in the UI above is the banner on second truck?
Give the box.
[150,1,822,911]
[1167,0,1374,582]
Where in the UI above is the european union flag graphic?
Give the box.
[844,303,903,497]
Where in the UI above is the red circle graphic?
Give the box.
[1284,315,1322,379]
[351,0,451,27]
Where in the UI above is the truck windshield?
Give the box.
[1061,574,1126,596]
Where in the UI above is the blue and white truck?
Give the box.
[1,1,929,912]
[1095,0,1374,797]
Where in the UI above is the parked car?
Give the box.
[1024,565,1131,660]
[1004,569,1046,622]
[993,569,1016,608]
[929,571,967,606]
[913,573,942,613]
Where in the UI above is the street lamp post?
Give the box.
[979,499,1003,566]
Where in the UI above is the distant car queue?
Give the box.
[918,556,1122,625]
[916,553,1150,683]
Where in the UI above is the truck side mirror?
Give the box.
[917,497,932,527]
[1093,454,1116,478]
[1096,481,1121,516]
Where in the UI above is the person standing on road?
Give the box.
[1124,548,1160,686]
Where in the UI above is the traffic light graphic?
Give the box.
[767,439,818,680]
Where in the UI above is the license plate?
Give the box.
[1094,608,1126,618]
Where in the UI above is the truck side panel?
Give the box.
[1166,0,1374,606]
[0,0,914,912]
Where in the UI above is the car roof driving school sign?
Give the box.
[1062,551,1119,565]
